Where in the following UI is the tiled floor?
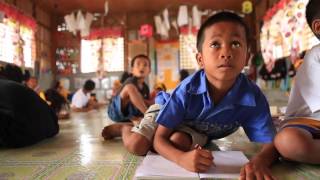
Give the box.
[1,95,320,179]
[0,109,142,180]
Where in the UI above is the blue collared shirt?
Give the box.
[155,70,275,143]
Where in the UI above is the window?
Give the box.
[81,37,124,73]
[20,26,34,68]
[0,19,35,68]
[102,37,124,72]
[179,34,198,70]
[81,39,100,73]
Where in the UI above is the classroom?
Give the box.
[0,0,320,179]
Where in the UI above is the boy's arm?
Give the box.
[240,143,279,180]
[153,125,213,172]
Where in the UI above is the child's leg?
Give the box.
[101,123,151,156]
[101,122,133,139]
[103,104,161,156]
[120,84,147,114]
[122,125,152,156]
[274,127,320,164]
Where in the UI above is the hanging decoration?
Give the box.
[64,10,94,37]
[260,0,318,67]
[177,5,189,27]
[139,24,153,38]
[0,2,37,31]
[263,0,291,21]
[82,27,122,40]
[153,5,210,39]
[242,0,253,14]
[64,1,108,37]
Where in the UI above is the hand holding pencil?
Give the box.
[177,144,214,172]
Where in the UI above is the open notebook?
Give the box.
[134,151,249,180]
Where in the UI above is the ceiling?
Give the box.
[38,0,248,16]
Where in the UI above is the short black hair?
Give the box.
[196,11,250,52]
[83,79,95,91]
[306,0,320,31]
[0,64,24,83]
[130,54,150,68]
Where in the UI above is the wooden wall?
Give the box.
[1,0,282,76]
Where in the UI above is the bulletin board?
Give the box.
[155,41,180,91]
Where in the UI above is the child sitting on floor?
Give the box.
[274,0,320,164]
[107,54,152,123]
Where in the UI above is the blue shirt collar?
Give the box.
[187,70,256,107]
[187,70,207,94]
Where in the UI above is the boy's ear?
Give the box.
[312,19,320,35]
[196,53,204,68]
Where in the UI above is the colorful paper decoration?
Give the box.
[139,24,153,37]
[260,0,318,66]
[242,1,253,14]
[83,27,122,40]
[0,2,37,30]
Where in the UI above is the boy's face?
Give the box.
[131,57,151,78]
[27,78,38,89]
[196,21,248,84]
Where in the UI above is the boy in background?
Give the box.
[274,0,320,164]
[71,79,99,112]
[106,54,152,123]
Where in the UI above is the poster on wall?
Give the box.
[155,41,179,91]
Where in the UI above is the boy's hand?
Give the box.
[177,148,213,172]
[240,158,275,180]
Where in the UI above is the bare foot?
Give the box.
[101,123,133,140]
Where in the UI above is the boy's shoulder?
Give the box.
[174,70,206,95]
[309,44,320,55]
[122,76,136,84]
[303,44,320,64]
[237,74,262,94]
[308,44,320,53]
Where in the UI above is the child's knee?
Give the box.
[124,134,151,156]
[275,128,312,156]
